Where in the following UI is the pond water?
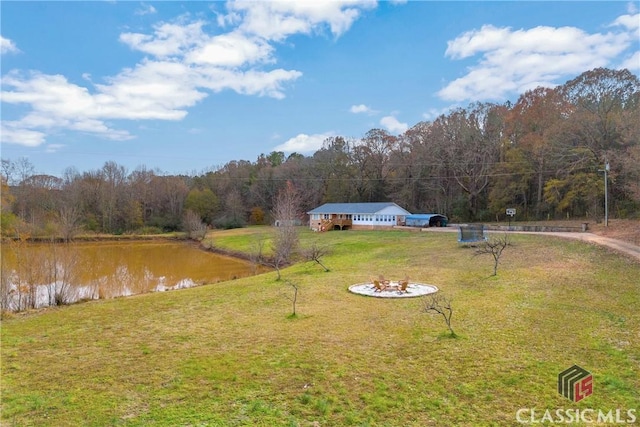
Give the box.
[1,240,263,311]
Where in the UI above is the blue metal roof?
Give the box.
[307,202,411,215]
[406,214,447,220]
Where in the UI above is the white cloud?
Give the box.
[0,122,46,146]
[120,21,206,58]
[380,116,408,134]
[438,17,639,102]
[45,144,65,153]
[186,32,274,67]
[1,36,19,54]
[350,104,372,113]
[135,3,157,16]
[620,51,640,72]
[610,13,640,31]
[194,67,302,99]
[96,59,206,119]
[223,1,377,41]
[2,2,376,147]
[273,132,335,153]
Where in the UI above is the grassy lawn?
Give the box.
[1,227,639,426]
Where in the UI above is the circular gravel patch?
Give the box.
[348,282,439,298]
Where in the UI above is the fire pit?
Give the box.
[348,281,439,298]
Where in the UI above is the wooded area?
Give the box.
[1,68,639,238]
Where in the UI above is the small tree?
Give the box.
[249,233,289,280]
[302,242,330,272]
[423,293,456,338]
[283,280,299,318]
[269,245,289,281]
[474,233,510,276]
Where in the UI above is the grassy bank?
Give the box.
[1,227,639,426]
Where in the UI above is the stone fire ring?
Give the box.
[348,282,439,298]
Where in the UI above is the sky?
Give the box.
[1,1,639,177]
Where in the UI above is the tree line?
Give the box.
[1,68,638,238]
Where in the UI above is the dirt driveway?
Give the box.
[516,231,640,262]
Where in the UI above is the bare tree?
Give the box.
[423,293,456,337]
[269,181,301,280]
[57,206,81,242]
[99,161,127,233]
[283,280,299,318]
[54,247,79,305]
[351,128,397,201]
[436,103,503,219]
[43,241,79,306]
[302,242,330,272]
[228,186,247,220]
[182,209,207,240]
[11,238,46,310]
[474,233,510,276]
[0,261,13,311]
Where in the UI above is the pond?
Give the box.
[1,240,264,311]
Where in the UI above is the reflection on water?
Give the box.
[1,240,263,311]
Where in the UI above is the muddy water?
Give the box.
[1,240,263,310]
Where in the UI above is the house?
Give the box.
[405,213,448,228]
[307,202,411,231]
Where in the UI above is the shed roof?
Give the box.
[307,202,411,215]
[406,214,448,220]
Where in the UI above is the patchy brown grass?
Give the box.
[1,228,638,426]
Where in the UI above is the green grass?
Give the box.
[2,227,639,426]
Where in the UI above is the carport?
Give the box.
[405,214,448,228]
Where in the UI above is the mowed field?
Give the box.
[1,227,639,426]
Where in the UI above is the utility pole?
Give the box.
[599,161,610,227]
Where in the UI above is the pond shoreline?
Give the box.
[198,240,286,269]
[3,233,189,243]
[2,232,275,266]
[1,237,264,314]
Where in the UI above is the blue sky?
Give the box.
[1,1,639,177]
